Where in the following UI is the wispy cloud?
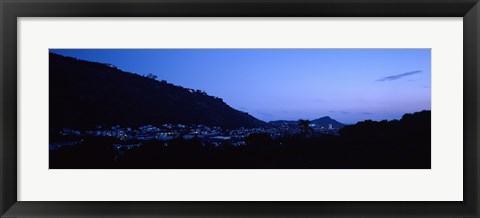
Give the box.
[377,70,422,82]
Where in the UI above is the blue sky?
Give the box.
[50,49,431,124]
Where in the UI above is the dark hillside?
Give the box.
[49,53,265,129]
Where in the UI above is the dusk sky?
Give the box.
[50,49,431,124]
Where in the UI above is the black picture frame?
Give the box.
[1,0,479,217]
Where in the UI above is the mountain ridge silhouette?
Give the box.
[49,53,266,129]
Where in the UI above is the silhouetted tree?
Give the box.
[145,73,158,80]
[298,119,312,136]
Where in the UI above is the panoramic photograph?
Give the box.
[49,48,431,169]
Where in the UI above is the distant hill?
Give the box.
[49,53,266,129]
[269,116,345,128]
[311,116,345,128]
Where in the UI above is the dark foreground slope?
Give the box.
[50,110,431,169]
[49,53,265,129]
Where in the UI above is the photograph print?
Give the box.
[49,49,431,169]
